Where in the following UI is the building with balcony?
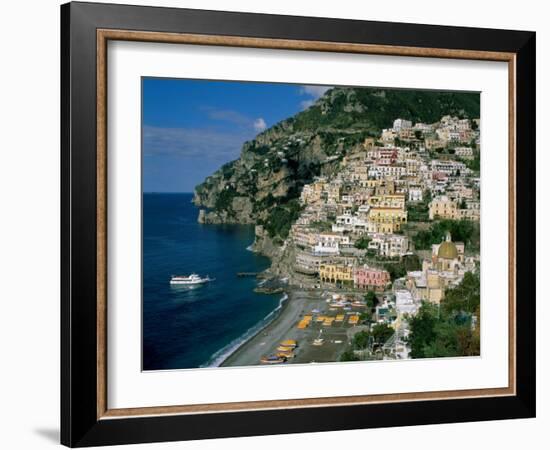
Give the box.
[354,266,391,291]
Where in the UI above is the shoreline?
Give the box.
[220,287,353,367]
[194,213,288,368]
[217,289,294,367]
[206,291,289,368]
[211,236,353,368]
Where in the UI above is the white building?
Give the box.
[381,128,397,142]
[457,119,471,131]
[367,233,409,257]
[413,122,433,133]
[431,159,467,176]
[395,290,418,315]
[454,147,475,159]
[448,130,461,142]
[333,214,369,233]
[313,241,340,255]
[408,187,423,202]
[317,232,350,246]
[393,118,413,131]
[368,164,407,179]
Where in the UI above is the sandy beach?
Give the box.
[220,288,365,367]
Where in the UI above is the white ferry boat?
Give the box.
[169,273,213,285]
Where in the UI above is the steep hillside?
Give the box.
[193,86,479,236]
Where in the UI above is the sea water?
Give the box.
[143,193,281,370]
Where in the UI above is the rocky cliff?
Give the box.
[193,86,480,257]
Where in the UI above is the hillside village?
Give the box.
[288,114,479,287]
[195,88,482,363]
[257,114,481,361]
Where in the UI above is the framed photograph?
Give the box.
[61,1,536,447]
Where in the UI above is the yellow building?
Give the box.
[325,183,341,203]
[429,195,458,220]
[425,138,445,150]
[457,201,480,221]
[300,179,327,204]
[291,227,318,249]
[363,137,376,148]
[399,128,416,140]
[375,180,396,196]
[367,207,408,233]
[368,193,406,209]
[431,232,465,268]
[364,179,382,189]
[406,270,445,304]
[407,233,466,304]
[319,264,354,285]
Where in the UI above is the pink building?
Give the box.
[353,266,390,291]
[378,148,398,165]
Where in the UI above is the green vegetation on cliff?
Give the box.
[214,187,238,212]
[339,323,395,361]
[383,254,422,281]
[260,199,303,240]
[292,88,479,133]
[406,191,431,222]
[194,87,480,239]
[407,272,480,358]
[413,219,479,251]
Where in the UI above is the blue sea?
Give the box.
[142,193,282,370]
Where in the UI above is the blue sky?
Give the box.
[142,78,330,192]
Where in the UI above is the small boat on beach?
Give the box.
[280,339,297,348]
[169,273,214,285]
[277,345,294,352]
[260,355,286,364]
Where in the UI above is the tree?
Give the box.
[407,273,480,358]
[402,253,421,272]
[340,350,360,362]
[353,331,371,349]
[422,320,462,358]
[384,262,407,281]
[354,236,371,249]
[455,323,480,357]
[371,323,394,345]
[359,310,373,323]
[407,302,439,358]
[441,271,480,315]
[424,190,432,203]
[406,200,429,222]
[262,199,303,239]
[214,187,237,211]
[413,219,478,250]
[310,220,333,232]
[364,291,378,309]
[466,150,480,172]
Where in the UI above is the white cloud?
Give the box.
[201,106,268,134]
[143,125,250,162]
[253,118,267,132]
[300,85,330,98]
[201,106,251,127]
[300,99,315,109]
[298,85,332,110]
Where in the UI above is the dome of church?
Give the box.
[438,241,458,259]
